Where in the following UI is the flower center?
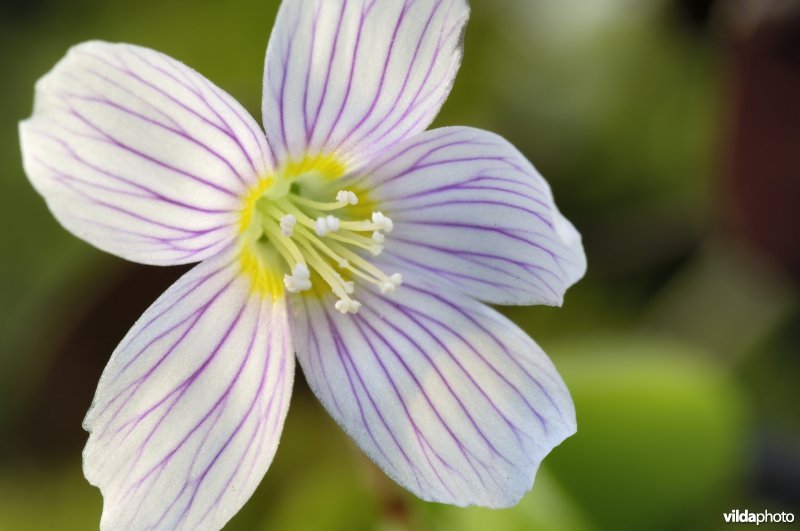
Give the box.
[240,159,402,314]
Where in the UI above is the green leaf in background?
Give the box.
[0,462,101,531]
[547,336,748,531]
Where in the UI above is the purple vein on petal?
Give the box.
[82,47,267,178]
[306,294,432,494]
[331,0,411,153]
[60,90,249,186]
[350,313,498,488]
[302,2,323,142]
[357,288,537,448]
[367,0,462,150]
[60,101,240,197]
[402,284,567,420]
[344,0,441,152]
[148,294,264,527]
[30,132,233,214]
[307,0,348,143]
[125,46,269,173]
[320,0,372,149]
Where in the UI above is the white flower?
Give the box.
[18,1,586,529]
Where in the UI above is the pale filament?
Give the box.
[254,189,402,313]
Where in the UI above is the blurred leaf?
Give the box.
[0,462,101,531]
[645,239,796,360]
[547,336,749,531]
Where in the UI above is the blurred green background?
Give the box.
[1,0,799,530]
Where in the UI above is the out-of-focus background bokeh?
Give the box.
[1,0,798,529]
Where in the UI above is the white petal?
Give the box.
[345,126,586,306]
[83,252,294,531]
[262,0,469,168]
[20,41,272,265]
[290,279,575,507]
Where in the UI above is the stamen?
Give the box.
[290,190,358,211]
[337,219,382,232]
[336,190,358,205]
[335,211,393,234]
[379,282,396,294]
[335,273,356,294]
[283,263,312,293]
[259,212,305,268]
[315,215,341,236]
[295,236,357,303]
[252,184,402,311]
[335,299,362,314]
[295,223,397,295]
[372,211,394,233]
[326,230,383,256]
[280,214,296,236]
[327,240,401,292]
[379,274,403,295]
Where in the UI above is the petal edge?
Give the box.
[291,279,575,507]
[346,126,586,306]
[83,252,294,530]
[262,0,469,169]
[21,41,272,265]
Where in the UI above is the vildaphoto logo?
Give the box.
[723,509,795,525]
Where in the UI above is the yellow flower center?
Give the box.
[239,155,402,312]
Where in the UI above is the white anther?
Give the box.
[336,190,358,205]
[315,215,341,236]
[338,259,350,269]
[284,275,311,293]
[370,231,386,254]
[379,281,396,294]
[293,263,310,279]
[379,273,403,294]
[372,211,394,233]
[279,214,297,237]
[283,263,312,293]
[335,299,362,314]
[335,273,356,295]
[315,217,326,236]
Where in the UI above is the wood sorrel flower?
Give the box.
[19,1,586,529]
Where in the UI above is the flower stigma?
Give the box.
[240,157,402,313]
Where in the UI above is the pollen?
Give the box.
[283,263,312,293]
[336,190,358,205]
[334,299,362,314]
[372,211,394,233]
[315,215,341,236]
[279,214,297,236]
